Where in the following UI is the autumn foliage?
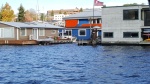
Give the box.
[24,10,33,22]
[1,3,15,22]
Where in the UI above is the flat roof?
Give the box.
[102,5,149,8]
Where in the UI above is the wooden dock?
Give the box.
[37,39,73,45]
[0,40,37,45]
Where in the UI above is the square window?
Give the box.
[79,29,86,36]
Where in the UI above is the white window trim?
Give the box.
[20,28,27,36]
[39,28,45,36]
[78,29,86,36]
[0,27,14,38]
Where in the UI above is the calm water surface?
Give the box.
[0,44,150,84]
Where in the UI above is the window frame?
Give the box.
[0,27,14,38]
[123,32,139,38]
[20,28,26,36]
[103,32,113,38]
[123,9,139,20]
[78,29,86,36]
[39,28,45,36]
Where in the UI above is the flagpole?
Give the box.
[93,0,95,28]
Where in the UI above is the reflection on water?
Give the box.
[0,44,150,84]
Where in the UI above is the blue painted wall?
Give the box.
[72,29,91,40]
[98,30,101,37]
[77,19,89,27]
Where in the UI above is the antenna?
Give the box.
[36,0,40,21]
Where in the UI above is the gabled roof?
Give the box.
[0,21,64,29]
[63,9,102,20]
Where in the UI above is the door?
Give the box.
[32,29,38,40]
[144,11,150,26]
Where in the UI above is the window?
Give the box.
[0,28,4,38]
[103,32,113,38]
[123,9,139,20]
[97,19,100,23]
[51,30,56,34]
[0,28,14,38]
[123,32,139,38]
[79,29,86,36]
[93,19,96,23]
[20,28,26,36]
[65,30,72,36]
[39,28,45,36]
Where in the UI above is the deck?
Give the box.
[37,39,73,45]
[0,40,37,45]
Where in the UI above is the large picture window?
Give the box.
[123,32,139,38]
[20,28,26,36]
[123,9,139,20]
[39,28,45,36]
[79,29,86,36]
[0,28,14,38]
[103,32,113,38]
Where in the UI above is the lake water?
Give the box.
[0,44,150,84]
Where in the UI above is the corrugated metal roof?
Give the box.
[63,9,102,20]
[0,21,64,29]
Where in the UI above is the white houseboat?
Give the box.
[102,5,150,45]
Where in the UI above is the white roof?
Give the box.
[0,21,64,29]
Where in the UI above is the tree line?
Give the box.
[0,3,39,22]
[0,3,84,22]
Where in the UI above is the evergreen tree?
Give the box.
[40,13,45,21]
[1,2,15,22]
[51,10,54,16]
[18,4,25,22]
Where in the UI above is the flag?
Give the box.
[94,0,103,6]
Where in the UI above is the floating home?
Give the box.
[0,22,64,45]
[102,5,150,45]
[62,9,102,42]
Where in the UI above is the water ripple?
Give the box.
[0,44,150,84]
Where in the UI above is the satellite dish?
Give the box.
[93,26,101,29]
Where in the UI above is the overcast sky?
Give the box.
[0,0,148,14]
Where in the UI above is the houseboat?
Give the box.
[0,22,64,45]
[62,9,102,44]
[101,5,150,45]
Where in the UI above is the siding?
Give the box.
[72,29,91,40]
[0,23,17,40]
[102,6,143,43]
[78,19,89,26]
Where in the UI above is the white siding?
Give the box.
[101,6,147,43]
